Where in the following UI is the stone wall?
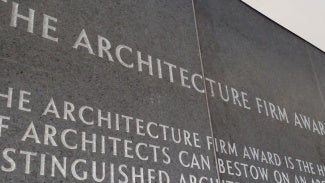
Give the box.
[0,0,324,182]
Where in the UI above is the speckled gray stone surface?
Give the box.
[195,0,325,182]
[1,0,325,182]
[0,0,217,182]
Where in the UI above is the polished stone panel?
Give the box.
[0,0,217,182]
[195,0,325,182]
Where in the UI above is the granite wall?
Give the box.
[0,0,324,182]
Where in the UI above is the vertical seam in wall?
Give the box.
[306,45,325,111]
[190,0,221,181]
